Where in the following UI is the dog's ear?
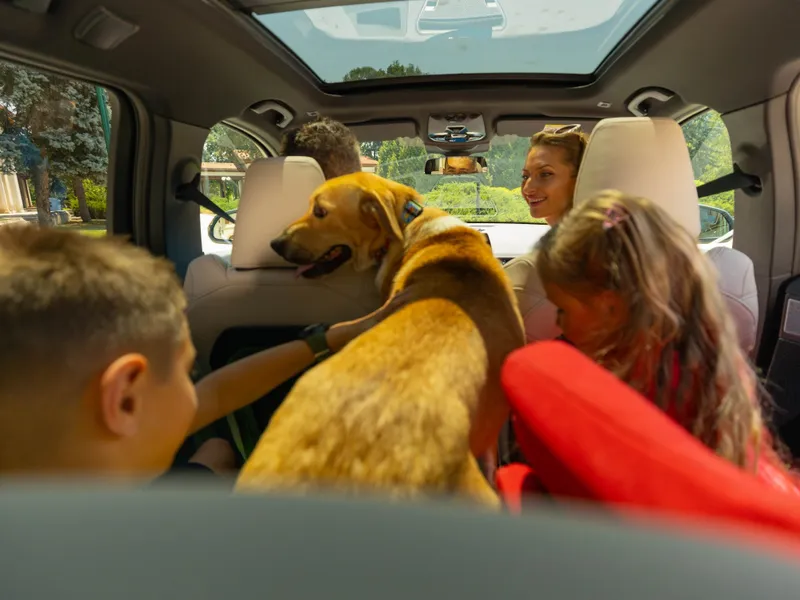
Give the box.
[359,189,403,241]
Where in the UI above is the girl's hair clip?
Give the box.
[602,205,629,230]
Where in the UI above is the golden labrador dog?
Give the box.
[236,172,525,506]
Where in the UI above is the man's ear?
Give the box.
[98,353,149,438]
[359,189,403,241]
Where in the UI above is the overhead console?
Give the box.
[427,113,488,153]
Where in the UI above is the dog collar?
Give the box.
[402,199,424,224]
[372,200,424,264]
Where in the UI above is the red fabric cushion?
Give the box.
[498,341,800,540]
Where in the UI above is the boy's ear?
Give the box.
[98,353,149,438]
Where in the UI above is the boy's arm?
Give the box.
[189,288,417,435]
[190,319,369,435]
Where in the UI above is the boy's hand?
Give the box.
[326,288,418,352]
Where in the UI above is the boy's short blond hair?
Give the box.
[0,224,187,400]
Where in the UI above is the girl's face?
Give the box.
[521,146,577,226]
[543,281,626,356]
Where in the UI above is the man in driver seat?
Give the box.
[281,116,362,180]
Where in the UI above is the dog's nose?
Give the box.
[270,235,289,257]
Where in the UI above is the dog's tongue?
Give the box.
[295,264,315,279]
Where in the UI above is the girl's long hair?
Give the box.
[537,190,762,469]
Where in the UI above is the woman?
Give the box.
[497,128,590,465]
[505,128,590,345]
[521,127,589,225]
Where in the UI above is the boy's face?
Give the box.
[135,326,199,474]
[97,321,198,479]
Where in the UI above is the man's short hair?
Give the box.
[280,116,362,180]
[0,224,187,400]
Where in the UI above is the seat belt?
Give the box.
[176,172,236,224]
[696,164,761,199]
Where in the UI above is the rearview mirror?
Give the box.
[208,210,237,245]
[425,156,487,175]
[698,204,734,243]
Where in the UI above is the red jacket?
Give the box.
[495,342,800,545]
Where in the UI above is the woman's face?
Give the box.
[521,146,577,225]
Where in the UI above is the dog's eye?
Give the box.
[313,205,327,219]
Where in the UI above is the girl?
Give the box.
[535,190,797,492]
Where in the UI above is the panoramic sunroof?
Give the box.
[253,0,662,84]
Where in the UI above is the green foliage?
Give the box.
[683,110,735,216]
[66,179,107,219]
[0,65,109,179]
[360,141,382,160]
[376,137,428,188]
[343,61,424,82]
[0,62,110,224]
[207,195,239,214]
[203,123,264,169]
[425,181,544,224]
[485,135,530,189]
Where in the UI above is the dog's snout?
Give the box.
[270,234,289,257]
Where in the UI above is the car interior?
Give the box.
[4,0,800,572]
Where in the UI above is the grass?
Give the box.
[57,220,106,237]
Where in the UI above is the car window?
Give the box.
[681,109,735,245]
[200,123,267,253]
[364,135,541,224]
[0,60,111,237]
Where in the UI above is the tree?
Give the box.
[486,134,530,189]
[359,141,382,160]
[0,63,63,225]
[683,110,735,216]
[0,63,109,225]
[50,82,109,222]
[342,60,424,82]
[203,123,264,170]
[376,138,427,188]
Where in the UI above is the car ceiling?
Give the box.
[1,0,800,139]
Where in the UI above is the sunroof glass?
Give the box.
[253,0,662,84]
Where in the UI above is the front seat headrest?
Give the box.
[574,117,700,238]
[230,156,326,269]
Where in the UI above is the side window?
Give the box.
[201,123,267,254]
[681,110,735,245]
[0,60,111,236]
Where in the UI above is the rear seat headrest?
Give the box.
[230,156,326,269]
[574,117,700,237]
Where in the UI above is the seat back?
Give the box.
[506,117,757,353]
[573,117,757,355]
[185,156,381,373]
[183,157,381,450]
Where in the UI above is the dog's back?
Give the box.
[236,294,494,501]
[390,224,526,455]
[237,222,523,505]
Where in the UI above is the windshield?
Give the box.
[254,0,662,83]
[362,135,541,224]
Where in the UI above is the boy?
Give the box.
[0,224,400,482]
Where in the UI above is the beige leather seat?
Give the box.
[184,156,381,373]
[505,117,758,355]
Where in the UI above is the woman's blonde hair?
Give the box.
[529,129,590,177]
[536,190,762,469]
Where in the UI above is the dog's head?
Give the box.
[270,172,419,279]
